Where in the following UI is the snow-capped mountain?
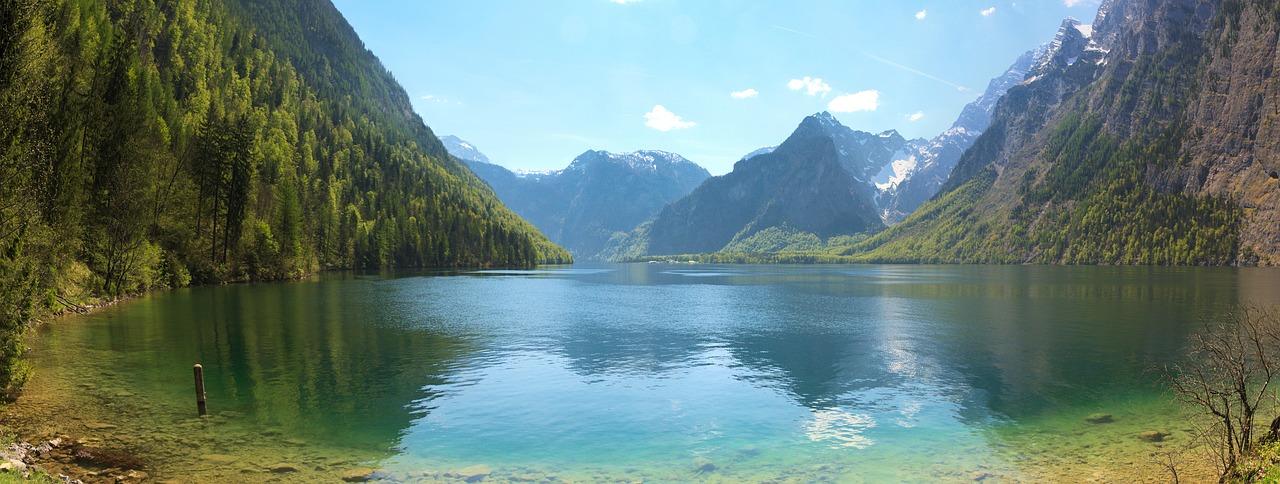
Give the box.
[439,135,491,165]
[740,145,777,161]
[443,137,710,259]
[879,43,1050,224]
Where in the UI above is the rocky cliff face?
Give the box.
[858,0,1277,265]
[1168,1,1280,264]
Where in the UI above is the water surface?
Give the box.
[18,264,1280,482]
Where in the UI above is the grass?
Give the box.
[0,470,59,484]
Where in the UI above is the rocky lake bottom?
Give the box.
[7,264,1271,483]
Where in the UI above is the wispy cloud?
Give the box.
[773,25,819,40]
[828,91,879,113]
[788,77,831,96]
[915,10,927,20]
[644,105,697,132]
[610,0,641,4]
[420,94,460,106]
[730,89,759,99]
[907,111,925,122]
[865,54,970,92]
[981,7,996,16]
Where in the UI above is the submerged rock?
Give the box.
[1085,413,1114,424]
[199,454,238,464]
[693,458,716,473]
[455,464,491,482]
[342,467,376,482]
[83,422,117,431]
[269,463,301,473]
[1137,430,1169,442]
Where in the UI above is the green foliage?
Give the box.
[0,468,62,484]
[0,0,569,396]
[0,235,37,401]
[722,225,823,253]
[612,225,874,264]
[2,0,568,280]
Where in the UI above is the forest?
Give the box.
[0,0,570,397]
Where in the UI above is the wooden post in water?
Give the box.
[193,364,207,416]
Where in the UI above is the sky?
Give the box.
[331,0,1104,175]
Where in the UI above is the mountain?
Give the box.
[740,146,778,160]
[444,139,710,258]
[440,135,491,164]
[609,113,909,257]
[880,45,1048,224]
[854,0,1276,265]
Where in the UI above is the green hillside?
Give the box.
[0,0,569,395]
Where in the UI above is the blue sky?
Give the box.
[332,0,1103,175]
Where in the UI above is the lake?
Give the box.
[14,264,1280,482]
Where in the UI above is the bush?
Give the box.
[1164,306,1280,479]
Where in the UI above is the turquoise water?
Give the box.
[23,264,1280,481]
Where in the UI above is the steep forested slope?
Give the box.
[0,0,568,395]
[851,0,1271,265]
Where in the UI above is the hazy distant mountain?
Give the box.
[440,135,491,164]
[445,138,710,258]
[879,44,1048,224]
[740,145,777,160]
[607,112,907,257]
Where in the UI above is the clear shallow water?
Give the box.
[20,264,1280,482]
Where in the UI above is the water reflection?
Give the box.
[60,275,481,455]
[26,264,1280,481]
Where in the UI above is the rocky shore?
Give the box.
[0,434,150,484]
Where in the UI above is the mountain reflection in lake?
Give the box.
[19,264,1280,482]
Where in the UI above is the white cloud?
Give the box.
[787,77,831,96]
[730,89,759,99]
[644,105,697,132]
[981,7,996,16]
[1063,0,1085,5]
[906,111,925,122]
[610,0,641,3]
[828,90,879,113]
[915,10,927,20]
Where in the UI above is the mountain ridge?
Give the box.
[851,0,1270,265]
[444,138,711,258]
[879,45,1049,224]
[605,112,899,258]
